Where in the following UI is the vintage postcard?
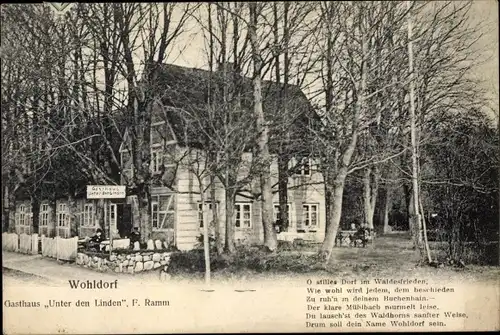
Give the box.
[2,1,499,334]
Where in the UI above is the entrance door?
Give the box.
[117,204,132,238]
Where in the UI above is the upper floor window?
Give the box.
[290,157,314,176]
[40,204,49,226]
[301,158,311,176]
[151,147,163,173]
[152,194,175,230]
[235,203,252,228]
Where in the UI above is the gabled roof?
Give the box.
[149,63,319,153]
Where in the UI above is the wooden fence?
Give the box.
[41,236,78,261]
[2,233,39,255]
[2,232,77,261]
[19,233,39,254]
[2,233,19,252]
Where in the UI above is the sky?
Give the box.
[83,1,497,122]
[166,1,499,121]
[468,0,499,122]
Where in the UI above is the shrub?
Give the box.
[194,233,216,252]
[167,245,325,275]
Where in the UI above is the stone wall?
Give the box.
[76,251,172,275]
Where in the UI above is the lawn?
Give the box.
[165,232,500,285]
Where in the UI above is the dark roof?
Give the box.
[13,111,126,201]
[149,63,319,153]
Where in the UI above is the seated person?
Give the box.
[335,230,345,246]
[129,227,141,245]
[87,228,105,252]
[274,219,283,234]
[350,225,370,248]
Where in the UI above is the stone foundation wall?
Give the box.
[76,251,172,274]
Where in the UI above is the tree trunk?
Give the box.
[224,188,236,254]
[407,2,425,259]
[96,199,105,236]
[3,185,10,232]
[210,175,222,255]
[273,3,289,232]
[138,185,151,242]
[419,199,433,263]
[383,186,392,234]
[449,217,462,261]
[249,3,277,252]
[31,195,40,235]
[409,193,424,255]
[261,174,277,251]
[200,179,211,285]
[363,167,379,230]
[68,194,78,238]
[50,195,57,238]
[278,156,289,230]
[320,173,347,260]
[324,180,334,237]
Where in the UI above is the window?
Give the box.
[40,204,49,226]
[19,205,27,226]
[291,157,313,176]
[302,204,318,229]
[152,194,175,230]
[298,157,311,176]
[58,203,69,227]
[273,204,291,224]
[151,147,163,173]
[235,203,252,228]
[82,203,94,227]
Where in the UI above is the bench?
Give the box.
[100,239,131,251]
[335,230,357,247]
[277,232,317,243]
[336,229,376,248]
[80,238,131,252]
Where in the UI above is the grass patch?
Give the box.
[168,244,326,276]
[164,234,499,283]
[163,233,500,282]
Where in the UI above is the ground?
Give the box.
[3,232,499,287]
[194,232,500,286]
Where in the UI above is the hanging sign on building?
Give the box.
[86,185,126,199]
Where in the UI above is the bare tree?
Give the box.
[112,3,198,241]
[248,2,278,251]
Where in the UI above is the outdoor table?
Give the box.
[100,240,111,251]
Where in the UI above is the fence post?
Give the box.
[32,233,39,255]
